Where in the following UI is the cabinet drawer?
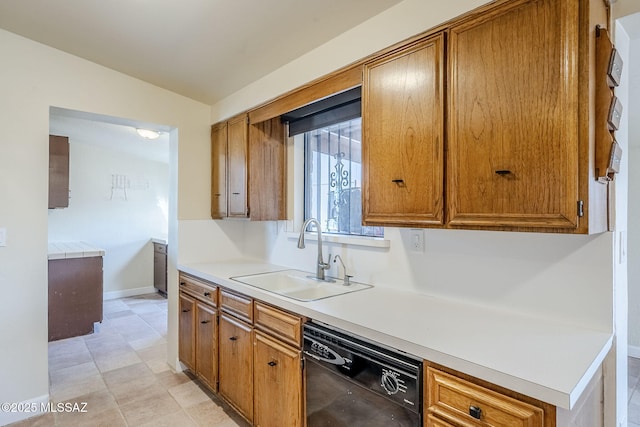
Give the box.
[179,273,217,306]
[426,367,544,426]
[220,289,253,323]
[254,302,303,347]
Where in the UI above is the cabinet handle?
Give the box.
[267,360,278,367]
[495,170,512,175]
[204,292,211,297]
[182,309,190,313]
[469,405,482,419]
[213,193,221,196]
[229,336,238,341]
[391,179,404,184]
[180,282,186,286]
[232,192,240,195]
[200,320,210,324]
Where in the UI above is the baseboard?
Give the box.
[629,345,640,359]
[0,394,49,426]
[103,286,157,300]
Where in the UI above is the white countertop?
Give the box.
[48,241,106,259]
[179,259,613,410]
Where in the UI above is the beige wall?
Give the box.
[0,28,210,424]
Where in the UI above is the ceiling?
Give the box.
[50,108,171,164]
[0,0,405,106]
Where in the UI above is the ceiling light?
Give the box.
[136,128,161,140]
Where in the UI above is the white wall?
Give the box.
[0,28,211,425]
[47,140,169,296]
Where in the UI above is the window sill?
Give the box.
[285,231,390,249]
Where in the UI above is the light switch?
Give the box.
[0,228,6,247]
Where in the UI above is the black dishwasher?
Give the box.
[304,322,422,426]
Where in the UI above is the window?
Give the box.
[302,118,383,237]
[283,87,382,238]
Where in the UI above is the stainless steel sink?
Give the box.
[230,269,372,302]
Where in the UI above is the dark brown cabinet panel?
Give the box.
[48,135,69,209]
[48,256,103,341]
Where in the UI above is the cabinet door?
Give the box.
[153,249,167,293]
[447,0,579,229]
[48,135,69,209]
[362,33,444,226]
[227,114,249,217]
[249,117,287,221]
[253,331,302,427]
[195,302,217,391]
[211,122,228,218]
[219,313,253,422]
[178,293,196,371]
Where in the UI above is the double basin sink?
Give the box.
[230,269,372,302]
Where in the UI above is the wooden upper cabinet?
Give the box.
[212,114,286,221]
[249,118,287,221]
[362,33,445,227]
[49,135,70,209]
[447,0,581,230]
[211,122,228,218]
[227,114,249,217]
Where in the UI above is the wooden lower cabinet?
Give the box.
[253,331,302,427]
[178,293,196,371]
[425,366,554,427]
[426,413,455,427]
[178,272,305,427]
[195,302,217,390]
[219,313,254,422]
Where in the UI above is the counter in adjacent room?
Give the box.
[48,241,105,341]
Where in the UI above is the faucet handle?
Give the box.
[322,253,332,270]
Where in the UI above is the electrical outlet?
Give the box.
[0,228,6,247]
[410,230,424,252]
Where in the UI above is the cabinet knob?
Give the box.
[469,405,482,420]
[180,282,185,286]
[182,309,190,313]
[204,292,211,297]
[495,170,512,176]
[200,320,210,324]
[268,360,278,367]
[229,336,238,341]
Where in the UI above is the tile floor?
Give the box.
[629,357,640,426]
[9,293,249,427]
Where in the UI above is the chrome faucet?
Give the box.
[333,255,353,286]
[297,218,331,281]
